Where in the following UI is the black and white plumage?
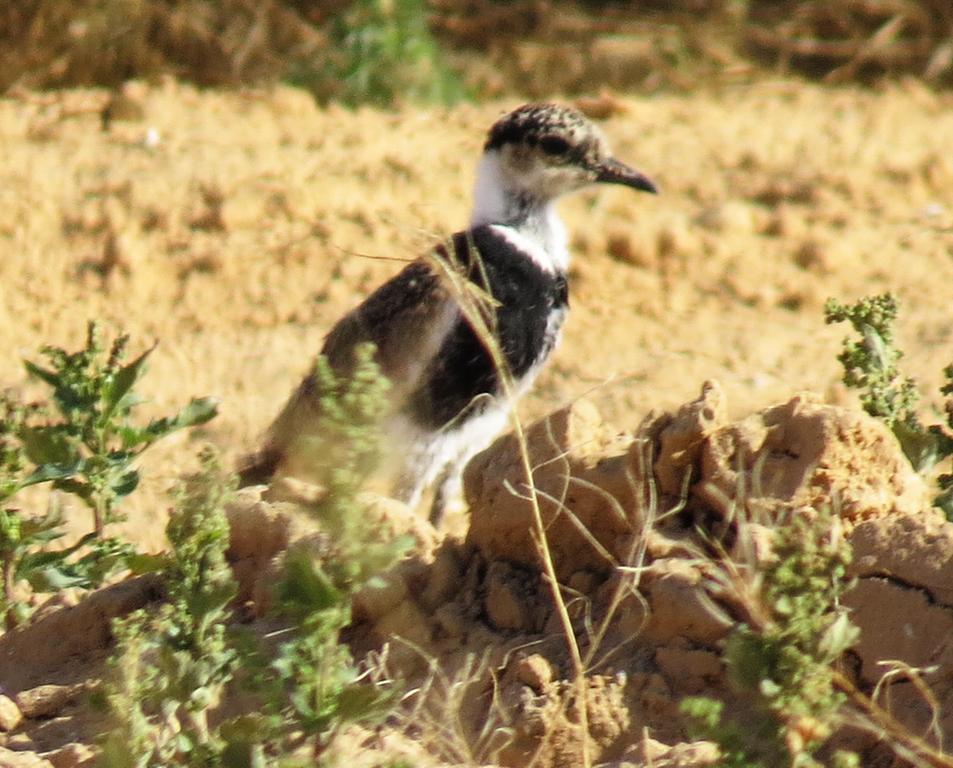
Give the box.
[239,103,657,522]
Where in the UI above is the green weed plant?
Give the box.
[100,344,409,766]
[99,448,246,767]
[289,0,465,107]
[825,294,953,518]
[0,323,217,629]
[268,343,410,762]
[682,511,859,767]
[22,321,218,534]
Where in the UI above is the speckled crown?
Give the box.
[484,103,601,158]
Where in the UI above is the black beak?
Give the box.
[595,158,658,194]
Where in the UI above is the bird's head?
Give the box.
[482,103,657,205]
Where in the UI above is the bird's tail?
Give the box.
[236,445,283,487]
[236,375,321,488]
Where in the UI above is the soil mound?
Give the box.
[1,376,952,766]
[228,388,946,766]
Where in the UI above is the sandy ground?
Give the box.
[2,78,953,767]
[1,80,952,547]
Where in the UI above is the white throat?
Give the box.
[470,151,570,273]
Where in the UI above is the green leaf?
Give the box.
[220,715,270,768]
[335,683,392,724]
[20,460,81,488]
[818,612,860,659]
[861,324,890,372]
[23,359,60,388]
[18,507,66,540]
[892,421,940,473]
[25,563,91,591]
[53,477,92,501]
[118,425,154,448]
[20,426,76,465]
[104,344,155,419]
[124,551,167,575]
[278,551,343,619]
[759,678,781,697]
[145,397,219,441]
[186,580,238,622]
[111,469,140,499]
[174,397,219,429]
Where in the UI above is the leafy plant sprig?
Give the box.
[101,347,409,765]
[1,323,218,629]
[1,395,137,628]
[99,449,252,767]
[21,320,218,534]
[824,294,918,429]
[683,511,859,767]
[269,343,409,761]
[825,294,953,518]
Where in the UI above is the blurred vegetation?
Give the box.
[2,0,951,101]
[825,294,953,521]
[1,322,216,630]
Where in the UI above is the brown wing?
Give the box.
[240,249,462,485]
[320,256,459,401]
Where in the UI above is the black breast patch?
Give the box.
[409,225,569,429]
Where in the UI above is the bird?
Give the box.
[238,102,657,524]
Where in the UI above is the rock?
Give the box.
[465,398,639,579]
[432,602,468,639]
[696,393,929,521]
[654,646,723,694]
[359,492,438,559]
[0,694,23,731]
[484,562,535,632]
[353,569,410,623]
[15,684,88,720]
[329,724,446,768]
[845,577,953,687]
[41,743,96,768]
[228,484,432,616]
[501,673,631,767]
[614,736,720,767]
[4,733,34,750]
[420,543,464,611]
[0,576,162,694]
[372,599,433,648]
[226,490,313,563]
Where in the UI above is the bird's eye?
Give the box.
[539,135,570,155]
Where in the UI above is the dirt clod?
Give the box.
[654,379,728,497]
[15,685,89,721]
[696,393,929,521]
[465,398,639,579]
[515,654,554,694]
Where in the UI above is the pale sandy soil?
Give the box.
[2,78,953,766]
[1,80,952,541]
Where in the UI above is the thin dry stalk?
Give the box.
[389,642,516,765]
[425,235,593,768]
[835,670,953,768]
